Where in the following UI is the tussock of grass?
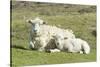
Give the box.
[11,1,96,66]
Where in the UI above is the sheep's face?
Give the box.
[31,23,40,34]
[53,34,64,49]
[28,17,46,35]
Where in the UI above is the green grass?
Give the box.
[11,1,96,67]
[12,48,96,66]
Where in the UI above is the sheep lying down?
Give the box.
[28,18,75,51]
[29,25,75,51]
[28,17,90,54]
[50,34,90,54]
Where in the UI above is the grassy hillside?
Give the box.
[11,1,96,67]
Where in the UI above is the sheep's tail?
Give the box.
[82,41,90,54]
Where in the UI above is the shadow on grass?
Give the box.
[11,45,30,51]
[11,45,58,53]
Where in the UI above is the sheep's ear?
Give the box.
[27,20,33,24]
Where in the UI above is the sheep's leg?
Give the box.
[68,47,83,54]
[68,49,77,53]
[29,32,35,49]
[68,46,77,53]
[38,40,46,51]
[49,49,61,53]
[29,41,35,49]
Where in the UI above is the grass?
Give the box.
[11,1,96,67]
[12,48,96,66]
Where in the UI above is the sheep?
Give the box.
[27,17,56,51]
[53,34,90,54]
[27,17,75,51]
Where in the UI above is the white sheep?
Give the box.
[53,34,90,54]
[27,17,75,51]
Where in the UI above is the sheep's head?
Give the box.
[27,17,46,35]
[53,34,64,49]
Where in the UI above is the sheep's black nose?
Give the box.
[34,30,37,32]
[34,30,38,34]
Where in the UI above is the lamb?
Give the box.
[27,17,75,51]
[52,34,90,54]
